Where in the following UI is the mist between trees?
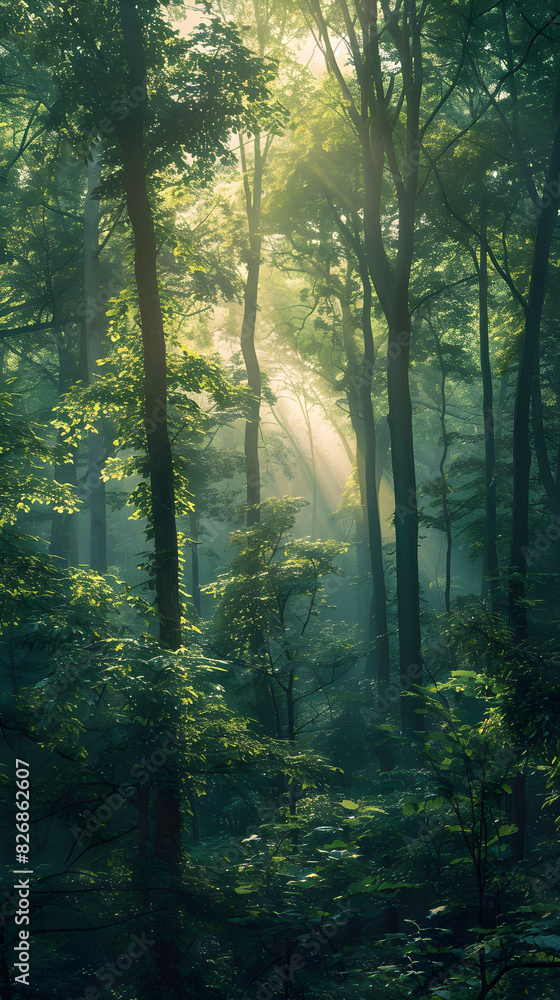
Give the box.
[3,2,560,999]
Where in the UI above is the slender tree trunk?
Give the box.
[341,295,389,687]
[239,131,278,732]
[154,779,181,994]
[138,784,149,864]
[297,394,318,540]
[189,509,201,615]
[84,149,107,574]
[118,0,180,650]
[509,117,560,640]
[359,269,390,689]
[428,316,452,612]
[478,207,499,609]
[304,0,423,737]
[375,416,391,497]
[386,299,423,736]
[349,404,370,637]
[360,23,423,739]
[495,375,508,460]
[240,132,263,527]
[118,5,182,993]
[532,367,560,518]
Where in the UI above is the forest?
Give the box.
[1,0,560,998]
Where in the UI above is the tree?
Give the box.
[263,100,391,701]
[300,0,449,736]
[83,147,108,574]
[117,0,181,649]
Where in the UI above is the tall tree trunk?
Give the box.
[154,778,182,995]
[375,416,391,497]
[478,207,499,610]
[359,269,390,689]
[386,301,423,737]
[118,0,180,650]
[509,117,560,641]
[189,508,201,615]
[507,124,560,870]
[495,375,508,460]
[428,315,452,612]
[239,131,277,732]
[346,366,370,637]
[84,149,107,574]
[240,132,263,527]
[118,5,182,992]
[341,295,389,685]
[302,0,424,740]
[532,367,560,518]
[360,12,423,739]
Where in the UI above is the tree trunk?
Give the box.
[427,315,452,612]
[532,366,560,518]
[341,295,389,686]
[239,132,279,732]
[240,132,263,527]
[118,8,183,991]
[84,149,107,574]
[154,779,182,995]
[478,207,499,610]
[118,0,181,650]
[375,416,391,497]
[386,301,423,737]
[346,395,369,633]
[359,269,390,690]
[359,12,423,739]
[298,395,317,541]
[495,375,508,459]
[296,0,424,740]
[509,116,560,641]
[189,509,201,615]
